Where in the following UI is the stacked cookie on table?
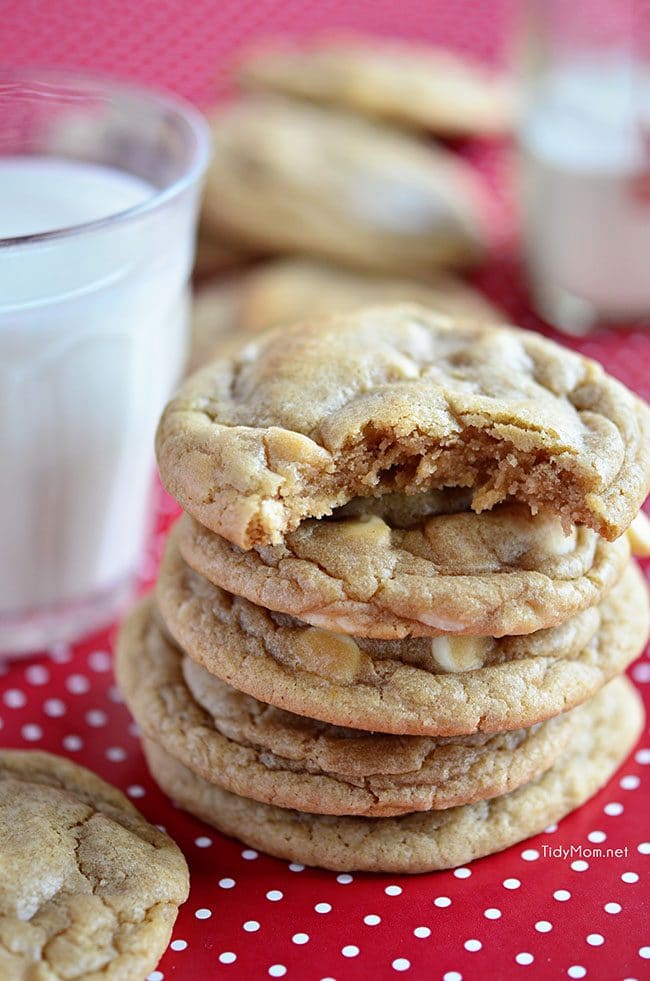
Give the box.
[117,306,650,873]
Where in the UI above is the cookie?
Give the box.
[237,38,512,136]
[156,306,650,548]
[142,676,644,873]
[177,500,630,638]
[190,257,502,371]
[117,597,594,817]
[0,750,189,981]
[156,537,649,735]
[201,99,488,275]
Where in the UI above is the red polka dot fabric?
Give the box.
[1,2,649,979]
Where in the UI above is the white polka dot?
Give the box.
[503,878,521,890]
[21,723,43,741]
[385,885,402,896]
[443,974,462,981]
[635,749,650,764]
[604,902,621,914]
[571,860,589,872]
[241,849,258,860]
[88,649,111,671]
[638,842,650,854]
[364,914,381,925]
[25,664,49,685]
[147,972,164,981]
[3,688,26,708]
[243,920,260,932]
[567,967,586,979]
[128,722,141,738]
[337,873,353,884]
[193,836,211,848]
[219,878,235,889]
[632,662,650,682]
[219,951,236,964]
[521,849,539,861]
[195,908,212,920]
[392,959,410,972]
[268,967,286,978]
[414,926,430,938]
[315,903,332,914]
[63,735,83,751]
[587,831,607,843]
[434,896,452,908]
[545,824,558,833]
[342,945,359,957]
[516,953,534,965]
[65,674,90,694]
[108,685,124,704]
[554,889,571,901]
[266,890,283,902]
[639,947,650,959]
[464,939,482,952]
[41,697,65,718]
[292,933,309,945]
[85,709,107,727]
[127,785,145,799]
[621,774,641,790]
[604,801,624,816]
[454,867,472,878]
[105,746,126,762]
[622,872,639,883]
[49,642,71,663]
[536,921,553,933]
[484,908,502,920]
[586,934,604,946]
[170,940,187,951]
[289,863,304,872]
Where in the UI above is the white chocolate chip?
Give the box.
[293,627,367,684]
[628,511,650,557]
[429,635,491,672]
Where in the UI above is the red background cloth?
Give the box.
[0,2,649,980]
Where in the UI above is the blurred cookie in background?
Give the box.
[201,98,490,276]
[237,37,513,137]
[189,257,503,371]
[193,220,254,280]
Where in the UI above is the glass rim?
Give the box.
[0,67,212,248]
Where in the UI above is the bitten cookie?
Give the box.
[237,38,513,136]
[201,100,488,275]
[117,597,593,817]
[157,537,649,735]
[142,677,644,873]
[0,750,189,981]
[178,499,630,638]
[156,306,650,548]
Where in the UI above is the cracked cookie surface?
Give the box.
[117,598,590,817]
[237,38,512,136]
[142,676,644,873]
[0,750,189,981]
[156,306,650,549]
[178,498,630,637]
[201,99,487,275]
[156,533,649,735]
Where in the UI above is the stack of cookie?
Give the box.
[117,306,650,873]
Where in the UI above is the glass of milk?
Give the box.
[520,0,650,334]
[0,70,210,655]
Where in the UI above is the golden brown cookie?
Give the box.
[142,676,644,873]
[201,99,488,275]
[0,750,189,981]
[156,536,649,735]
[117,597,593,817]
[237,38,513,136]
[189,257,502,371]
[156,306,650,548]
[178,500,630,638]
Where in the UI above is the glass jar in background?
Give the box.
[0,70,210,656]
[519,0,650,334]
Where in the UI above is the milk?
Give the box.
[520,57,650,331]
[0,156,193,650]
